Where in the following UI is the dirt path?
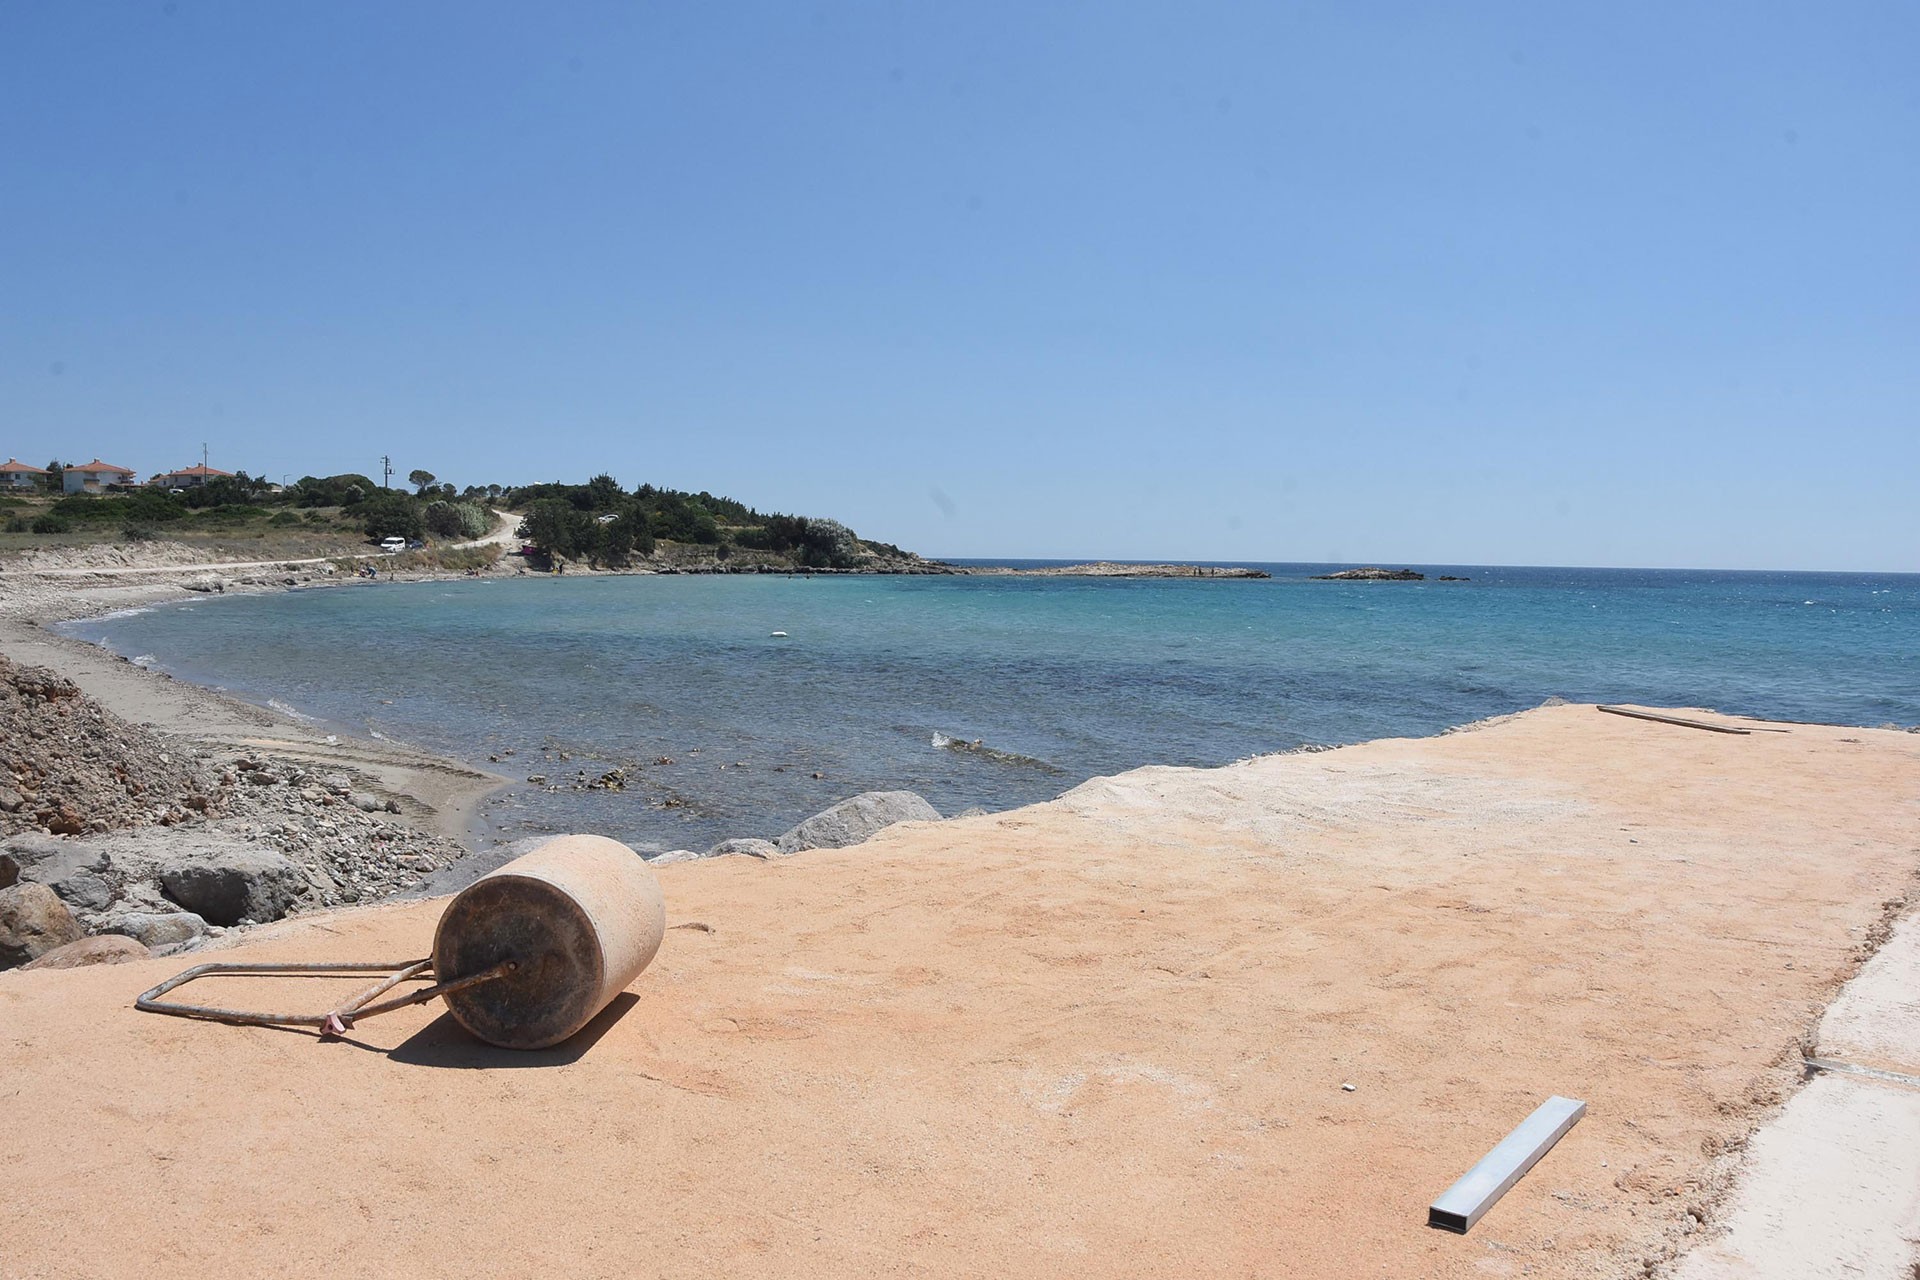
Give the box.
[3,704,1915,1278]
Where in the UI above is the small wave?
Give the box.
[266,698,319,724]
[130,654,157,668]
[92,605,157,622]
[933,731,1064,773]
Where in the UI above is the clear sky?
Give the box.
[3,3,1915,570]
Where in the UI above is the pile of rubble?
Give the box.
[0,655,466,970]
[0,654,222,836]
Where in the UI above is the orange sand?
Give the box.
[3,704,1916,1278]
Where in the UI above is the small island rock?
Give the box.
[1310,567,1425,581]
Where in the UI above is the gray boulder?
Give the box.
[705,838,779,860]
[51,869,115,913]
[0,851,16,889]
[100,910,209,953]
[646,849,705,866]
[5,835,120,911]
[4,832,98,884]
[0,882,86,969]
[158,845,301,926]
[775,791,941,854]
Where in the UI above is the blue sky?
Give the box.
[3,3,1915,569]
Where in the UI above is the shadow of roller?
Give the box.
[389,993,640,1069]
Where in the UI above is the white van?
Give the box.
[379,536,407,553]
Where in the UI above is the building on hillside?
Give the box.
[1,458,49,490]
[62,459,136,494]
[151,463,235,490]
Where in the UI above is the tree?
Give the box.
[585,473,623,510]
[360,492,424,540]
[408,469,436,495]
[295,474,377,508]
[518,499,594,560]
[593,506,654,567]
[44,460,64,492]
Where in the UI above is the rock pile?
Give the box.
[1,654,222,836]
[0,655,466,969]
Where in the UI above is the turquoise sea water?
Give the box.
[63,564,1920,855]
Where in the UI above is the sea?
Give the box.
[61,563,1920,856]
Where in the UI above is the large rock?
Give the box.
[158,845,302,926]
[0,851,17,889]
[19,934,149,971]
[51,869,115,913]
[646,849,705,866]
[775,791,941,854]
[705,838,779,860]
[3,834,119,911]
[0,882,86,969]
[99,911,209,953]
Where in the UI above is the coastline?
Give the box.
[0,545,1288,862]
[0,568,506,848]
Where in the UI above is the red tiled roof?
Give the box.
[73,459,135,474]
[0,458,48,474]
[158,464,235,479]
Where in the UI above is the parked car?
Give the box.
[378,536,407,553]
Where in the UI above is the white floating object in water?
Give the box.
[769,630,788,637]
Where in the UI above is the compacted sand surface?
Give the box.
[3,705,1916,1278]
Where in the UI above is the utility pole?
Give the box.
[202,442,209,471]
[381,455,392,491]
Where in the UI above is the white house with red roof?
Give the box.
[1,458,49,490]
[151,463,235,489]
[62,459,137,494]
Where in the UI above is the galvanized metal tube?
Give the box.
[1429,1095,1587,1234]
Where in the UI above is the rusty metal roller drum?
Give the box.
[432,834,666,1049]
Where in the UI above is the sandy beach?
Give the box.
[4,701,1916,1277]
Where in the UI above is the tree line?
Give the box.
[7,466,897,569]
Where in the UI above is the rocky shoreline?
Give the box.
[0,548,1001,972]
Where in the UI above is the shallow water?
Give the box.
[63,564,1920,854]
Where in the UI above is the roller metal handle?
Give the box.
[135,958,515,1035]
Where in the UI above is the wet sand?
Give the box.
[3,704,1915,1278]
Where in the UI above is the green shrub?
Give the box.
[123,523,159,542]
[270,511,300,526]
[424,500,490,540]
[31,514,71,534]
